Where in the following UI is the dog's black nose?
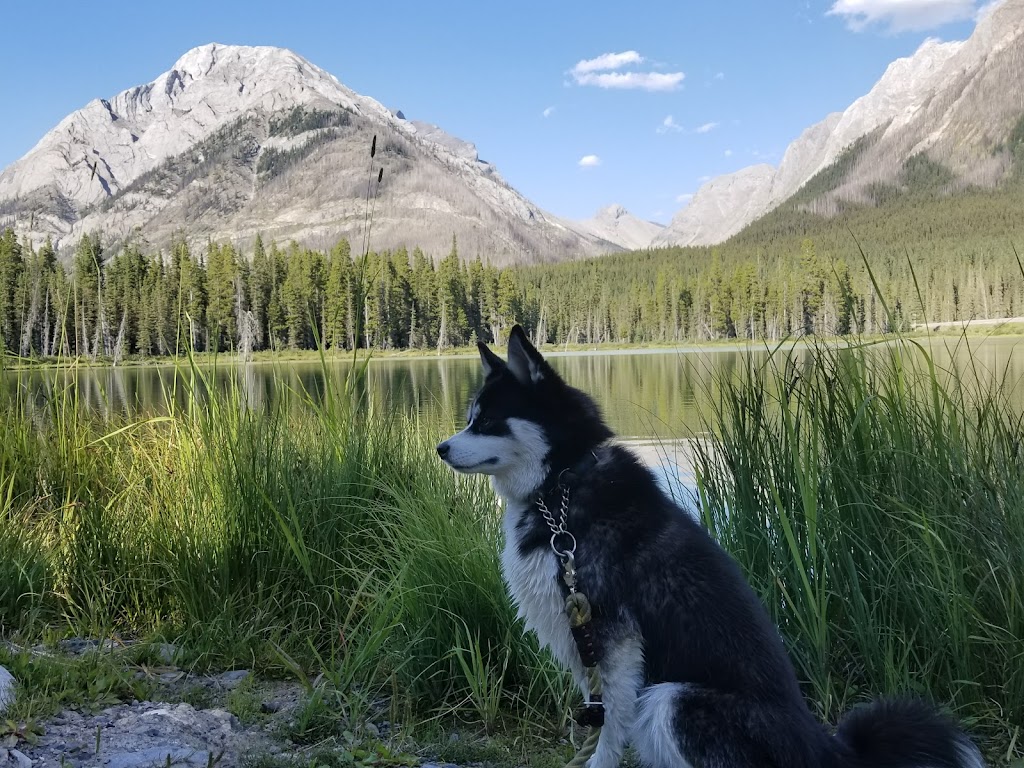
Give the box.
[436,442,451,459]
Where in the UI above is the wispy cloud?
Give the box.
[676,193,694,204]
[576,71,685,91]
[570,50,685,92]
[578,154,602,168]
[714,71,725,80]
[694,121,720,134]
[542,106,556,118]
[657,115,683,134]
[827,0,977,32]
[572,51,643,75]
[724,149,734,157]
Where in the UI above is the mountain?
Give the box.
[0,44,620,265]
[573,204,664,251]
[654,0,1024,248]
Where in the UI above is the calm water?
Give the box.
[4,337,1024,439]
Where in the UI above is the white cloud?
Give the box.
[676,193,694,204]
[694,121,719,134]
[827,0,977,32]
[575,70,685,91]
[714,71,725,80]
[570,51,684,92]
[698,175,712,182]
[724,149,734,157]
[657,115,683,134]
[578,154,602,168]
[542,106,556,118]
[572,51,644,76]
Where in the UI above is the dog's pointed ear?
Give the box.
[507,325,549,385]
[478,342,506,378]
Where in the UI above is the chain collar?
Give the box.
[536,484,576,561]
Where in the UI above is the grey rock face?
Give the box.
[22,702,262,768]
[657,0,1024,246]
[0,43,617,265]
[573,204,665,251]
[0,666,15,715]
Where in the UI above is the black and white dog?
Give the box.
[437,325,985,768]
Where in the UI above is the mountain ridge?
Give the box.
[655,0,1024,248]
[0,43,624,264]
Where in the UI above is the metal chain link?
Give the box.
[537,485,577,559]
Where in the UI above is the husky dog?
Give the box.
[436,325,985,768]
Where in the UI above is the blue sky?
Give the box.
[0,0,995,224]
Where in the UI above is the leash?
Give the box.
[537,484,604,768]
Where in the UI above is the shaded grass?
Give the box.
[0,355,562,731]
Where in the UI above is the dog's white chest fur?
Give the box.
[500,501,586,687]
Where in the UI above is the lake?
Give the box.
[5,337,1023,443]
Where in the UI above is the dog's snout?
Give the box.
[436,442,451,460]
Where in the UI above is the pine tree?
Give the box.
[206,241,240,352]
[436,236,468,351]
[72,234,104,356]
[325,239,351,350]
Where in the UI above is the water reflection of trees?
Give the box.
[3,340,1022,439]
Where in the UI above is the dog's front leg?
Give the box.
[586,638,644,768]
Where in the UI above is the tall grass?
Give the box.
[694,338,1024,758]
[2,337,1022,760]
[0,356,564,727]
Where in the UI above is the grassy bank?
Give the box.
[1,342,1022,763]
[696,338,1024,761]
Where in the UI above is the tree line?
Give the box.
[1,217,1023,361]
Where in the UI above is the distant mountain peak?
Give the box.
[575,204,664,251]
[656,0,1024,247]
[0,43,618,265]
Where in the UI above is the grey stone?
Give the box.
[155,644,178,665]
[103,747,210,768]
[216,670,250,688]
[4,748,33,768]
[0,666,15,714]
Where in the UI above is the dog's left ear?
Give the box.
[478,342,506,378]
[507,325,550,385]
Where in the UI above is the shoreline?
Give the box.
[3,327,1023,372]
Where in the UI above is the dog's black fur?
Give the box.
[438,325,984,768]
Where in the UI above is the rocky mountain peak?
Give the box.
[654,0,1024,247]
[0,44,625,263]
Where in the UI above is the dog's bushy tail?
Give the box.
[833,697,985,768]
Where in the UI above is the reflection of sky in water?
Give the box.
[622,439,701,517]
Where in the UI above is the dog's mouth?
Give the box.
[446,457,500,472]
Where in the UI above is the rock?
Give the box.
[155,644,177,665]
[216,670,250,689]
[0,666,15,714]
[21,701,268,768]
[1,748,33,768]
[104,747,210,768]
